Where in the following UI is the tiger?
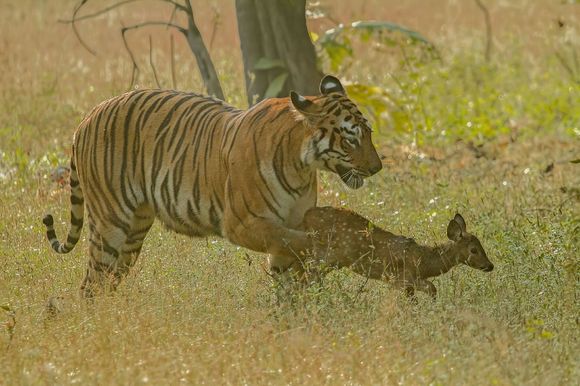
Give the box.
[42,75,383,297]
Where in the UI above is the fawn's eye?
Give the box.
[470,247,478,254]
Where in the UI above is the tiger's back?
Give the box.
[73,89,239,238]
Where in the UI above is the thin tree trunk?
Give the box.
[184,1,224,100]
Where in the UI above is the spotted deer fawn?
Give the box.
[301,207,494,299]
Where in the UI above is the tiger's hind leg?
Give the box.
[116,205,155,286]
[80,205,154,298]
[80,213,127,298]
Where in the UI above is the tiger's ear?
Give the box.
[320,75,345,95]
[290,91,322,117]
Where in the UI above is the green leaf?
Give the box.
[345,83,393,132]
[323,41,352,72]
[570,159,580,164]
[318,20,434,47]
[264,72,289,99]
[309,31,319,43]
[254,57,286,71]
[350,20,432,46]
[317,20,437,71]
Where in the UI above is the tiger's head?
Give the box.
[290,75,382,189]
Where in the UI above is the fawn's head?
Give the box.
[447,214,494,272]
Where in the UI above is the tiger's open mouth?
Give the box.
[336,165,365,190]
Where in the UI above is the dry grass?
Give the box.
[1,1,579,385]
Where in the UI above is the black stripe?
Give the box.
[89,102,127,224]
[186,200,203,227]
[71,195,84,205]
[122,247,143,255]
[89,238,120,258]
[71,214,83,227]
[202,111,223,173]
[89,258,115,273]
[241,197,264,221]
[252,131,281,207]
[270,105,290,122]
[154,91,180,113]
[209,201,222,236]
[160,173,171,212]
[119,91,148,213]
[165,96,198,150]
[189,102,222,157]
[192,171,201,211]
[273,135,301,197]
[66,235,79,245]
[139,91,168,127]
[225,181,246,225]
[154,94,195,141]
[172,151,187,201]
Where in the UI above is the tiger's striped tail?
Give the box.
[42,161,84,254]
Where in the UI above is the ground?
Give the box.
[0,0,579,384]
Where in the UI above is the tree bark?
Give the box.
[236,0,323,105]
[261,0,322,95]
[236,0,269,105]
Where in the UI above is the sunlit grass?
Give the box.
[1,0,579,384]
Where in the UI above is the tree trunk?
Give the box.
[184,1,225,100]
[236,0,270,104]
[236,0,323,105]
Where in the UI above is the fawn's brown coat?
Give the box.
[301,207,494,298]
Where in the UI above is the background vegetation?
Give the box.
[1,0,578,384]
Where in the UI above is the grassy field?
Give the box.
[1,0,579,384]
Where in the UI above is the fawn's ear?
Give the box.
[453,213,467,232]
[447,219,463,242]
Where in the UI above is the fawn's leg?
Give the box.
[268,255,307,304]
[415,279,437,299]
[391,279,418,303]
